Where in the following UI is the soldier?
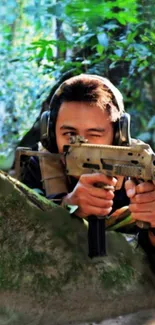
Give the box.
[21,74,155,257]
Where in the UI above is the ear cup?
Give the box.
[119,112,131,146]
[113,120,120,145]
[113,113,131,146]
[40,111,58,152]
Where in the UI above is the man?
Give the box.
[22,74,155,258]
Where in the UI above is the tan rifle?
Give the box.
[15,138,155,258]
[64,139,155,189]
[63,137,155,257]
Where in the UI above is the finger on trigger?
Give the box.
[125,179,136,198]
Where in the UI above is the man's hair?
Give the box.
[49,74,124,126]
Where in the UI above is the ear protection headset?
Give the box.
[40,110,57,152]
[40,74,131,152]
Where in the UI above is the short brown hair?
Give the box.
[49,74,124,124]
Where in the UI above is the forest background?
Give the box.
[0,0,154,170]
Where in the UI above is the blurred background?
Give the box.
[0,0,154,171]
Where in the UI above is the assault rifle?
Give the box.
[63,137,155,258]
[15,137,155,259]
[64,139,155,189]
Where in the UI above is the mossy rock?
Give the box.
[0,170,155,325]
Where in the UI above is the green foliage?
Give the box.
[0,0,154,162]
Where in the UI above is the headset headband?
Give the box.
[49,73,124,114]
[85,74,124,113]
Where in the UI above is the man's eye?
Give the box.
[89,134,102,137]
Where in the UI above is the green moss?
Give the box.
[0,193,31,221]
[54,226,72,244]
[63,259,83,283]
[0,252,22,289]
[33,273,54,293]
[31,257,84,294]
[33,273,65,294]
[0,307,24,325]
[21,248,47,266]
[100,262,135,290]
[0,215,4,225]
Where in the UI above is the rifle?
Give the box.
[63,137,155,257]
[15,138,155,259]
[64,140,155,189]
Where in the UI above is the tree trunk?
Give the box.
[0,170,155,325]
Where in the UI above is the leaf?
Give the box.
[46,47,53,60]
[62,23,73,42]
[0,150,15,171]
[116,15,127,25]
[47,3,64,17]
[66,205,78,214]
[153,130,155,145]
[103,22,119,30]
[7,14,17,24]
[97,32,109,48]
[109,61,117,70]
[114,49,123,57]
[96,44,104,55]
[137,132,151,142]
[37,48,46,59]
[127,31,138,44]
[75,33,95,45]
[147,116,155,129]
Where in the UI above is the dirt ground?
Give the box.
[80,309,155,325]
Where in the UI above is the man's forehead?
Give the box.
[55,101,112,129]
[60,124,106,132]
[58,101,108,115]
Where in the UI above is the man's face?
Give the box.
[55,101,114,153]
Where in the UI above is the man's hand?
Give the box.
[125,179,155,227]
[125,179,155,246]
[62,173,117,218]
